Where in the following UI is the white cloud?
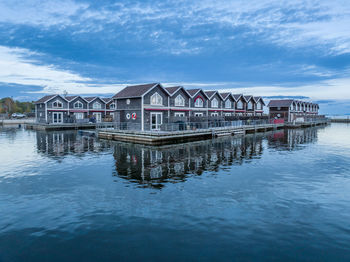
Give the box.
[0,45,126,95]
[1,0,350,55]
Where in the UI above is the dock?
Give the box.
[98,121,329,145]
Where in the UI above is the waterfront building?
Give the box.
[35,94,110,124]
[267,99,319,122]
[35,82,266,128]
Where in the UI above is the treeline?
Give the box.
[0,97,35,114]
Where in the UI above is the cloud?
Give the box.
[0,45,126,95]
[1,0,350,55]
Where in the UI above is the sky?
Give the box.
[0,0,349,115]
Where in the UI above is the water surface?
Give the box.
[0,124,350,261]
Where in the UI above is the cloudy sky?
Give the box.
[0,0,350,114]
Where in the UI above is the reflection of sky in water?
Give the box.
[0,124,350,261]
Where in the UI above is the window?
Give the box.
[174,112,185,117]
[93,102,101,109]
[237,101,243,109]
[247,101,253,110]
[74,112,84,119]
[225,113,231,116]
[211,98,219,108]
[126,99,130,105]
[259,102,263,110]
[74,101,83,109]
[194,97,204,107]
[39,113,42,117]
[211,112,219,116]
[194,112,203,117]
[225,100,231,109]
[175,95,185,106]
[151,92,163,105]
[52,100,63,108]
[110,103,116,109]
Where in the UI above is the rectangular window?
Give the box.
[174,112,185,117]
[194,113,203,117]
[75,113,84,119]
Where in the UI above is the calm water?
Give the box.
[0,124,350,261]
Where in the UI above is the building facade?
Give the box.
[35,82,267,128]
[267,99,319,122]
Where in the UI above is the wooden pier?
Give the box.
[26,122,97,131]
[97,121,329,145]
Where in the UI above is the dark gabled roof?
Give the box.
[187,89,201,97]
[35,95,56,104]
[267,99,294,107]
[244,95,253,102]
[232,94,243,101]
[102,98,112,103]
[84,97,98,102]
[65,96,78,101]
[113,83,159,99]
[165,86,182,95]
[204,91,216,99]
[220,93,231,100]
[253,96,265,105]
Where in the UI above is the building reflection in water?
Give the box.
[35,127,321,188]
[36,131,112,158]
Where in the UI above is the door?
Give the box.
[53,112,63,124]
[93,113,102,123]
[151,112,162,130]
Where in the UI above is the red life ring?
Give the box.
[132,113,137,120]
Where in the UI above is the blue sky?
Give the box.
[0,0,350,114]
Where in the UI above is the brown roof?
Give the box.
[35,95,57,104]
[165,86,181,95]
[65,96,78,101]
[232,94,243,101]
[204,91,216,98]
[102,98,112,103]
[220,93,231,100]
[244,95,253,102]
[113,83,159,99]
[84,97,98,102]
[267,100,294,107]
[186,89,200,96]
[253,96,265,105]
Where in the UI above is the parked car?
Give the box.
[11,113,26,118]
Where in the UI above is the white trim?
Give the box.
[141,96,144,131]
[175,94,185,107]
[150,92,163,106]
[73,100,84,109]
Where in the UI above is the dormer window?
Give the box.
[259,102,263,110]
[74,101,83,109]
[225,100,231,109]
[247,101,253,110]
[175,95,185,107]
[237,101,243,109]
[52,100,63,108]
[93,101,101,109]
[194,97,204,107]
[110,103,116,109]
[151,92,163,106]
[211,98,219,108]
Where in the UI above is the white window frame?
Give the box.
[150,92,163,106]
[259,102,263,110]
[225,100,231,109]
[93,101,102,109]
[224,113,231,116]
[110,103,116,109]
[52,100,63,108]
[211,112,219,116]
[150,112,162,130]
[194,112,203,117]
[194,97,204,107]
[247,101,253,110]
[74,101,83,109]
[74,112,84,119]
[211,98,219,108]
[174,112,185,117]
[237,100,243,109]
[175,95,185,107]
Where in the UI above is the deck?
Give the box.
[97,120,329,145]
[26,122,115,131]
